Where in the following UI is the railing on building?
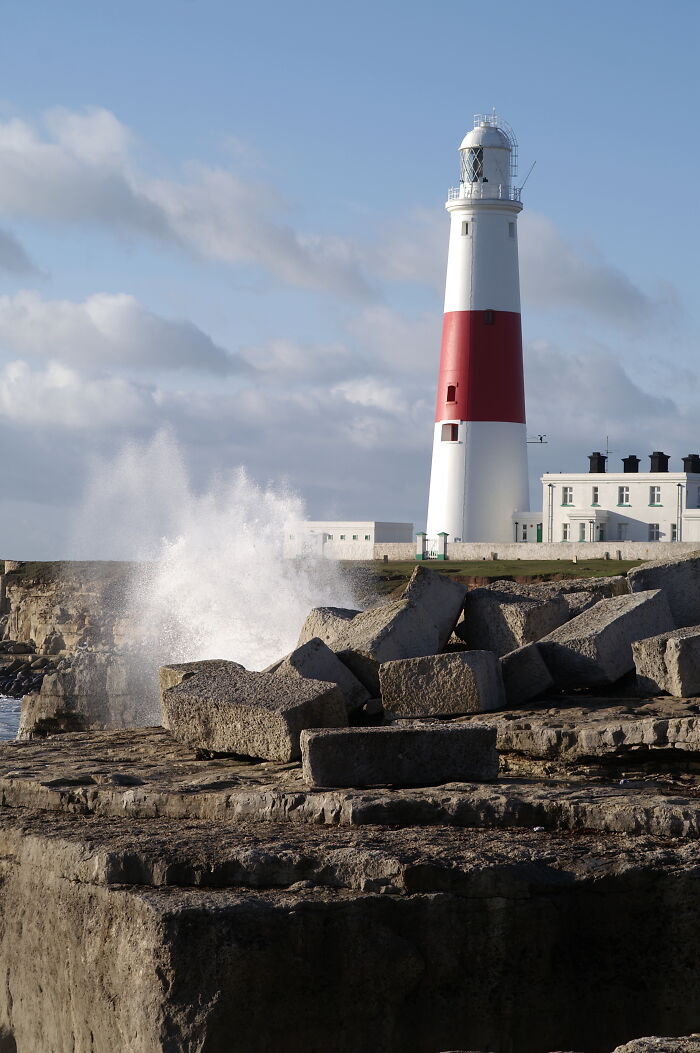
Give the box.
[447,185,522,202]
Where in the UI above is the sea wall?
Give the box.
[372,541,700,562]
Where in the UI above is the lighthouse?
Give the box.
[425,113,529,543]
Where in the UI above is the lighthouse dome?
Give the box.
[459,123,511,152]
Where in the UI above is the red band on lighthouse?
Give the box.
[434,310,525,424]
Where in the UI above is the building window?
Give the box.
[508,222,515,238]
[562,523,570,541]
[446,384,457,402]
[521,524,528,541]
[591,486,599,504]
[648,523,661,541]
[340,534,346,540]
[352,535,358,540]
[364,534,370,540]
[617,523,627,540]
[562,486,573,505]
[649,485,661,505]
[483,310,494,325]
[578,522,586,541]
[461,221,469,236]
[671,523,678,541]
[618,485,630,505]
[441,423,459,442]
[327,534,333,540]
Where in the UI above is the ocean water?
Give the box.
[0,696,21,741]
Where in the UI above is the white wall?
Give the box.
[369,541,700,562]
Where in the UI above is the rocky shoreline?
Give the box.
[0,556,699,1050]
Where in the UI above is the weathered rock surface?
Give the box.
[379,651,505,717]
[162,664,347,761]
[159,659,245,728]
[18,648,160,738]
[331,567,467,693]
[612,1040,700,1053]
[537,589,675,687]
[265,637,370,714]
[456,576,628,657]
[633,626,700,696]
[629,551,700,627]
[296,605,361,648]
[500,642,554,706]
[301,724,499,787]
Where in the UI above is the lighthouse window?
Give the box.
[441,423,459,442]
[461,221,469,236]
[446,385,457,402]
[508,222,515,238]
[483,310,494,325]
[463,147,484,183]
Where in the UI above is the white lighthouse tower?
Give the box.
[426,113,529,543]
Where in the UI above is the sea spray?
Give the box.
[71,430,358,671]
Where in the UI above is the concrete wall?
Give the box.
[370,541,700,562]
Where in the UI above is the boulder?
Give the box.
[500,643,554,707]
[537,590,675,689]
[457,585,570,657]
[629,552,700,627]
[379,651,505,717]
[633,626,700,696]
[159,660,245,728]
[296,607,360,648]
[331,566,467,693]
[162,664,347,762]
[264,637,370,715]
[301,724,498,787]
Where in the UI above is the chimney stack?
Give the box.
[622,455,640,473]
[588,452,607,473]
[683,454,700,473]
[650,451,670,473]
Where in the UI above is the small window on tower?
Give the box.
[461,221,469,236]
[441,423,459,442]
[446,385,457,402]
[484,310,494,325]
[508,222,515,238]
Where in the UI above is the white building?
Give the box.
[285,522,414,560]
[542,452,700,544]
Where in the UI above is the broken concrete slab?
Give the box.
[629,551,700,627]
[162,665,347,762]
[500,643,554,707]
[379,651,505,717]
[264,637,370,715]
[296,606,361,648]
[633,626,700,696]
[330,567,468,694]
[301,724,498,788]
[537,589,675,688]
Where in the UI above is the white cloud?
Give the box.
[0,108,374,299]
[332,376,407,414]
[0,290,241,374]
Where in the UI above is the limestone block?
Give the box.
[296,606,361,648]
[500,643,554,707]
[331,566,467,693]
[162,664,347,762]
[159,660,244,728]
[379,651,505,717]
[264,637,370,715]
[633,626,700,696]
[629,552,700,627]
[301,724,498,787]
[562,591,600,618]
[538,590,675,689]
[457,585,570,657]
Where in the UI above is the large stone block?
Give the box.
[629,552,700,627]
[538,590,675,689]
[331,567,467,693]
[379,651,505,717]
[162,665,347,762]
[500,643,554,707]
[633,626,700,696]
[159,660,245,729]
[301,724,498,787]
[264,637,370,715]
[296,607,360,648]
[457,585,570,657]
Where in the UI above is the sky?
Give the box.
[0,0,697,556]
